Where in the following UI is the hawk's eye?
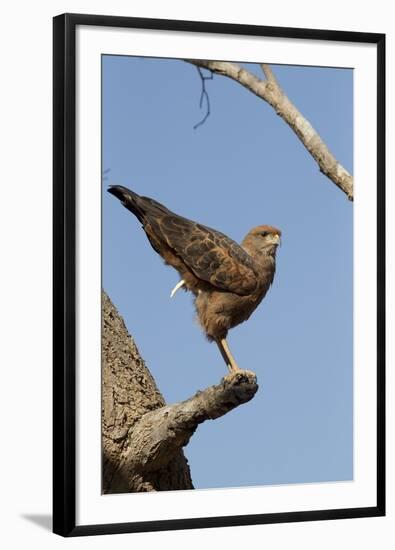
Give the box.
[260,231,268,237]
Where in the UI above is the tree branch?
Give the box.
[193,66,214,129]
[102,291,259,493]
[186,60,353,200]
[111,370,258,483]
[260,63,278,85]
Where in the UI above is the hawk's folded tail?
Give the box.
[108,185,173,225]
[107,185,146,223]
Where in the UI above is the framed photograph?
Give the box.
[53,13,385,537]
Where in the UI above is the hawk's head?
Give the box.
[242,225,282,256]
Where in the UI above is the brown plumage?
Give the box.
[108,185,281,372]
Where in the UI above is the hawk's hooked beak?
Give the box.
[272,234,281,247]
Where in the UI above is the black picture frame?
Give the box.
[53,12,386,537]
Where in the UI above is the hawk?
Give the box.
[108,185,281,372]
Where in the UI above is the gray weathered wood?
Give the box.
[187,60,353,200]
[102,291,193,493]
[102,291,258,493]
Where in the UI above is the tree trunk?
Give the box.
[102,290,193,492]
[102,290,258,493]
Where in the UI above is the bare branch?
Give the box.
[193,66,214,129]
[113,370,258,479]
[187,59,353,200]
[260,63,278,85]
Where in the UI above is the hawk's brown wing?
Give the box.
[147,209,259,296]
[107,187,259,296]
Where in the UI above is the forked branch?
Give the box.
[186,59,353,200]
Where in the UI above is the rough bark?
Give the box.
[102,291,258,493]
[187,60,353,201]
[102,290,193,493]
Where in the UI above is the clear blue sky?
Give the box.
[102,55,353,490]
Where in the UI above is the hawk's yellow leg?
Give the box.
[216,338,240,372]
